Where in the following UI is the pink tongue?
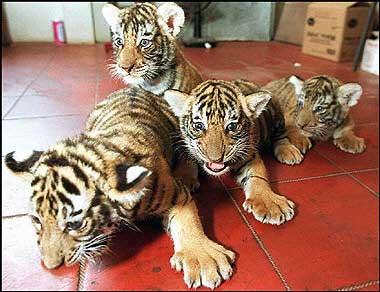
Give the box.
[207,162,225,171]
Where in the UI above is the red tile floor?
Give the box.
[2,42,379,291]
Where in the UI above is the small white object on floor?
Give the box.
[294,62,301,67]
[361,32,379,76]
[204,42,212,49]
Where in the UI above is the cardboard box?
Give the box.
[274,2,309,45]
[302,2,370,62]
[360,35,379,75]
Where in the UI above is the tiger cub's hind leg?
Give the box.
[165,180,235,289]
[173,157,200,192]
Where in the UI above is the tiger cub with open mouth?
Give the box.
[164,80,299,225]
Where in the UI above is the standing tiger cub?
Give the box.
[164,80,297,225]
[102,1,202,189]
[4,87,235,289]
[264,75,365,158]
[102,2,203,95]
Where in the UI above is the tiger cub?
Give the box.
[164,80,297,225]
[264,75,365,157]
[4,87,235,289]
[102,2,203,96]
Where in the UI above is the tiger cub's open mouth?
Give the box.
[206,162,227,173]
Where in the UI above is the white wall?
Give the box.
[4,2,95,43]
[92,1,110,43]
[62,2,94,44]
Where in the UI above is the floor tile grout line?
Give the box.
[2,213,29,219]
[77,260,87,291]
[273,168,379,184]
[315,150,379,198]
[225,168,379,190]
[218,177,292,291]
[3,113,83,121]
[347,174,379,197]
[335,279,379,291]
[355,122,379,126]
[94,58,101,105]
[3,53,57,118]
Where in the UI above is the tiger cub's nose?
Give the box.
[120,63,135,72]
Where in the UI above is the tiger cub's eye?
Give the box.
[226,122,237,132]
[315,106,323,113]
[140,39,151,48]
[194,122,205,131]
[115,38,123,47]
[67,221,85,231]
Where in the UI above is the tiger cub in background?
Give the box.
[264,75,365,159]
[5,87,235,289]
[102,1,202,190]
[164,80,297,225]
[102,2,203,96]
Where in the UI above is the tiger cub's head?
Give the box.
[102,2,185,85]
[290,75,362,140]
[164,80,271,176]
[4,144,149,269]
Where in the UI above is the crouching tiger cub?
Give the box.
[164,80,297,225]
[264,75,365,157]
[102,2,203,95]
[4,87,235,289]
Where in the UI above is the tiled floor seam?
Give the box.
[225,168,379,190]
[3,113,83,121]
[355,122,379,126]
[348,174,379,197]
[3,52,57,119]
[272,168,379,184]
[2,213,29,219]
[218,177,292,291]
[94,58,102,105]
[77,260,87,291]
[315,150,379,198]
[335,279,379,291]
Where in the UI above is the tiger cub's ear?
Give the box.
[289,75,305,96]
[337,83,362,107]
[157,2,185,37]
[108,163,152,207]
[4,150,44,180]
[242,91,272,118]
[164,90,191,117]
[102,3,120,28]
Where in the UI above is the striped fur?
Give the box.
[264,75,365,155]
[4,87,235,289]
[103,2,203,95]
[4,87,185,268]
[164,80,298,225]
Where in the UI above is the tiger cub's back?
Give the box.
[232,79,287,147]
[232,79,261,95]
[263,77,298,122]
[86,87,178,164]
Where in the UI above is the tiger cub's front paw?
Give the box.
[170,239,235,289]
[243,193,296,225]
[291,134,312,154]
[274,143,304,165]
[334,135,366,154]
